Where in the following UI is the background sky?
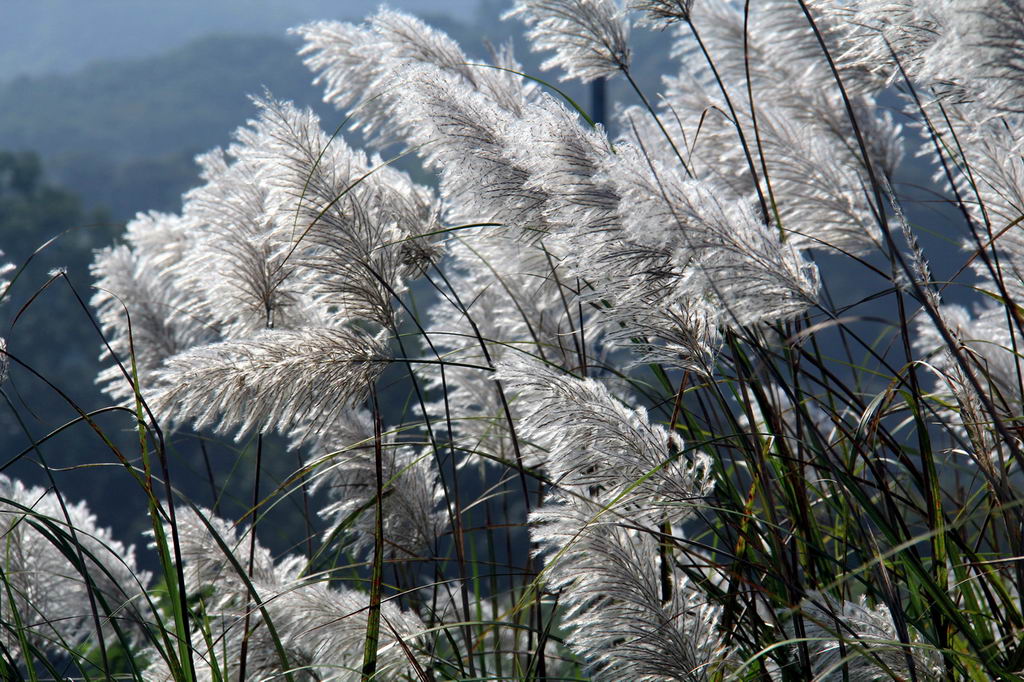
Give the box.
[0,0,487,80]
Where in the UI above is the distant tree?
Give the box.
[0,150,125,509]
[0,151,41,196]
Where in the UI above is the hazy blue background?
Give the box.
[0,1,483,79]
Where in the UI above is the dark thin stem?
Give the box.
[237,433,264,682]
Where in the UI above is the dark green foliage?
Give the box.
[0,36,334,218]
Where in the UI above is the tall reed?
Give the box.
[2,0,1024,679]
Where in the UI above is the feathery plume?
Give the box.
[170,504,279,609]
[920,106,1024,257]
[144,507,425,681]
[397,66,618,240]
[0,251,14,296]
[785,591,943,680]
[294,10,537,146]
[497,356,713,522]
[150,327,390,442]
[814,0,1024,114]
[629,0,694,27]
[914,302,1024,468]
[418,229,601,468]
[505,0,631,82]
[533,496,727,680]
[508,92,619,237]
[304,414,447,558]
[91,213,218,402]
[600,141,819,327]
[0,475,150,659]
[395,65,555,232]
[248,96,440,329]
[655,1,902,256]
[174,147,314,337]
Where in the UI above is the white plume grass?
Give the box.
[91,214,218,402]
[304,417,448,558]
[293,10,537,147]
[497,356,712,522]
[143,507,426,681]
[629,0,694,27]
[532,497,727,680]
[150,327,390,442]
[0,475,151,659]
[505,0,631,82]
[249,96,441,328]
[48,0,1024,678]
[600,142,820,328]
[786,592,944,681]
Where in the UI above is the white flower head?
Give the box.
[497,356,713,523]
[786,592,944,681]
[151,326,390,442]
[0,475,151,659]
[0,251,14,295]
[506,0,631,82]
[629,0,694,27]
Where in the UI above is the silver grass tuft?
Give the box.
[248,96,441,328]
[398,67,615,239]
[145,507,425,681]
[654,1,902,257]
[418,230,602,468]
[151,327,389,441]
[532,496,727,680]
[174,147,314,337]
[785,591,944,681]
[293,10,537,147]
[497,356,713,522]
[0,251,14,295]
[0,475,151,658]
[814,0,1024,115]
[91,213,218,402]
[600,142,819,328]
[629,0,694,27]
[915,105,1024,264]
[367,9,536,116]
[248,577,426,681]
[391,56,817,371]
[597,286,722,374]
[395,65,555,233]
[303,414,448,558]
[508,90,619,237]
[554,180,722,372]
[93,95,430,414]
[806,1,1024,281]
[914,303,1024,470]
[169,505,279,609]
[301,14,819,372]
[505,0,631,82]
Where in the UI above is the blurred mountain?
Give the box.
[0,13,495,219]
[0,34,337,218]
